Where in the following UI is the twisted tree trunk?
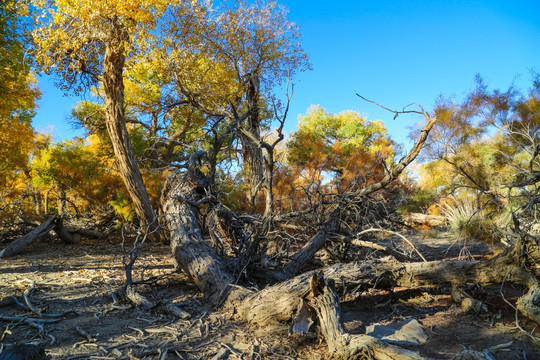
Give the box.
[312,279,426,360]
[162,154,234,301]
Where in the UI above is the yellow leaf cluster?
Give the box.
[31,0,186,91]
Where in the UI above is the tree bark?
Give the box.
[262,148,274,218]
[44,188,52,214]
[102,36,160,241]
[237,236,540,327]
[55,182,66,215]
[0,216,57,258]
[53,216,75,244]
[312,279,427,360]
[241,72,264,210]
[162,157,234,301]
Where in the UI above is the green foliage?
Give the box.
[286,105,395,186]
[109,193,136,222]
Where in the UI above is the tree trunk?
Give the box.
[237,236,540,327]
[263,148,274,218]
[55,182,66,215]
[44,188,52,214]
[34,191,41,215]
[162,160,234,301]
[0,216,57,258]
[102,37,161,241]
[53,216,75,244]
[241,72,264,210]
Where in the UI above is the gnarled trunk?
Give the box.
[237,236,540,327]
[241,72,264,210]
[162,161,234,301]
[312,279,426,360]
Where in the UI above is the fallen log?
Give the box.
[52,216,74,244]
[237,235,540,327]
[0,216,58,258]
[0,215,85,258]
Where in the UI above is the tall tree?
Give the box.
[287,105,395,192]
[166,0,310,207]
[0,0,40,204]
[30,0,186,234]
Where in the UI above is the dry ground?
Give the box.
[1,232,539,359]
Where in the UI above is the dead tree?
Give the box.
[0,216,75,258]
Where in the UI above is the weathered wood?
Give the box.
[66,228,110,239]
[162,165,234,301]
[53,216,75,244]
[312,280,427,360]
[238,239,540,326]
[0,216,57,258]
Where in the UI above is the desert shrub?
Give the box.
[441,199,500,243]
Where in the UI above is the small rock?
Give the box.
[365,318,428,346]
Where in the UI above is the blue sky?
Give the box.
[32,0,540,148]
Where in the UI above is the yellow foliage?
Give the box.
[30,0,188,93]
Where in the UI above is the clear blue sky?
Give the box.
[32,0,540,148]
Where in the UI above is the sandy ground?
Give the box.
[1,232,539,359]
